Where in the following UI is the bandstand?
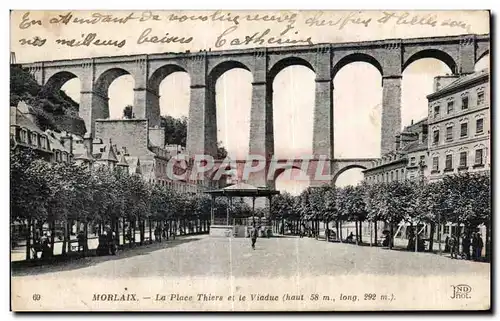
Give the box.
[204,183,280,237]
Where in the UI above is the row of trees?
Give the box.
[10,149,220,261]
[270,173,491,256]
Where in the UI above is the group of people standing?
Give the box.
[153,224,177,242]
[446,232,484,261]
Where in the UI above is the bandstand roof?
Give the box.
[204,182,280,197]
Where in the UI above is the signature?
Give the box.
[215,24,313,48]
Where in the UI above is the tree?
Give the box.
[10,66,85,135]
[161,115,187,147]
[10,149,50,259]
[123,105,133,119]
[217,141,228,159]
[335,185,367,244]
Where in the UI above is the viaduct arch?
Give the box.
[22,34,489,187]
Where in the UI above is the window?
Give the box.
[475,149,484,165]
[419,155,426,166]
[476,118,484,134]
[433,104,440,117]
[390,171,394,181]
[446,126,453,142]
[31,133,38,146]
[410,157,416,166]
[19,130,27,143]
[444,225,450,235]
[477,91,485,105]
[40,136,46,149]
[459,151,467,167]
[395,170,399,181]
[433,130,440,145]
[432,157,439,171]
[445,154,453,170]
[447,100,454,114]
[461,96,469,110]
[460,122,468,138]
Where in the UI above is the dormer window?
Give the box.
[31,133,38,147]
[40,136,46,149]
[19,130,27,143]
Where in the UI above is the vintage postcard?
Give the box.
[10,10,491,311]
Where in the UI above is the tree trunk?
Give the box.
[122,218,126,247]
[115,219,120,246]
[389,222,394,250]
[355,220,359,245]
[62,220,68,256]
[429,223,435,253]
[139,220,144,245]
[359,220,363,244]
[335,221,339,241]
[25,219,32,261]
[485,222,491,261]
[49,220,56,256]
[83,222,89,255]
[339,221,343,242]
[374,221,378,246]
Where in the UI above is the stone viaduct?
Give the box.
[22,34,489,187]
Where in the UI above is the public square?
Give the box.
[11,235,489,279]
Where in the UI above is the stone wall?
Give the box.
[95,119,154,157]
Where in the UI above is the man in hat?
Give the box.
[250,224,258,250]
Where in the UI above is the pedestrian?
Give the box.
[461,232,471,260]
[477,233,484,261]
[472,233,483,261]
[449,235,458,259]
[154,226,160,242]
[77,230,85,252]
[250,225,258,250]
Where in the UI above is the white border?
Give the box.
[2,1,497,320]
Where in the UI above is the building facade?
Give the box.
[10,101,72,164]
[363,118,428,184]
[427,69,490,181]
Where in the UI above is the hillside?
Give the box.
[10,66,86,136]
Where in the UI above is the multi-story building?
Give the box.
[10,101,72,164]
[426,69,490,181]
[11,100,211,195]
[363,118,428,184]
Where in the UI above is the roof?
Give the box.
[99,139,118,163]
[12,108,43,134]
[401,136,428,153]
[205,182,280,197]
[223,182,258,191]
[427,69,489,99]
[74,147,94,162]
[117,153,129,167]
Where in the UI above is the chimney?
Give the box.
[61,133,74,155]
[83,133,93,156]
[395,134,401,151]
[433,75,460,92]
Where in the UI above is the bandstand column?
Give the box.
[210,195,215,225]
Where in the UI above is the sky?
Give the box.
[10,11,490,195]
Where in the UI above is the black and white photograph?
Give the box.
[9,10,491,311]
